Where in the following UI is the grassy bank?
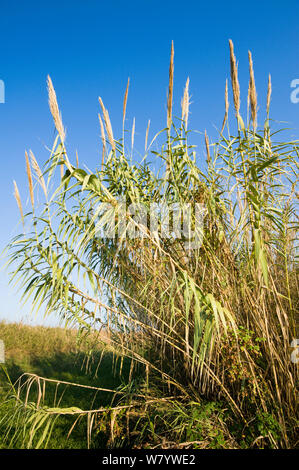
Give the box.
[0,322,247,449]
[0,321,130,448]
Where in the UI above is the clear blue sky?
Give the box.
[0,0,298,326]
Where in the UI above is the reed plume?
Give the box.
[266,73,272,116]
[25,151,34,209]
[30,150,47,198]
[167,41,174,129]
[145,119,150,151]
[131,117,135,151]
[221,79,229,133]
[47,75,66,143]
[204,130,211,163]
[248,51,257,128]
[98,113,106,170]
[229,40,240,116]
[123,78,130,128]
[99,97,115,152]
[13,180,23,221]
[181,77,190,129]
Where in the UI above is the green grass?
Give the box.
[0,321,238,449]
[0,321,131,448]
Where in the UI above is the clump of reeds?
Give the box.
[5,40,298,449]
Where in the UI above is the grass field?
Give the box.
[0,321,241,449]
[0,321,131,448]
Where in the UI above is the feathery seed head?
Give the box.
[25,151,34,208]
[229,40,240,115]
[30,150,47,198]
[267,73,272,116]
[181,77,190,129]
[145,119,150,151]
[99,97,115,152]
[123,78,130,126]
[98,113,106,171]
[47,75,66,143]
[248,51,257,128]
[205,130,211,163]
[13,180,23,221]
[167,41,174,130]
[221,79,229,133]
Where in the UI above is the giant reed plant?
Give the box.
[2,41,298,448]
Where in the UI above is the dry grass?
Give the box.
[0,321,83,360]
